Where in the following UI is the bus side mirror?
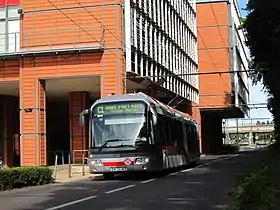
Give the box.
[149,111,157,126]
[79,109,90,127]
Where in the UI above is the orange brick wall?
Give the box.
[19,0,125,165]
[20,1,125,96]
[69,91,90,163]
[0,59,19,81]
[191,102,202,152]
[19,71,46,166]
[197,2,231,109]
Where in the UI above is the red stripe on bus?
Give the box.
[103,162,134,167]
[0,0,20,7]
[160,146,179,150]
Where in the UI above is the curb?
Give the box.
[54,174,103,183]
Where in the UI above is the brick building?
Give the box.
[196,0,249,153]
[0,0,199,166]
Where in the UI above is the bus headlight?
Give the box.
[91,160,103,166]
[135,157,149,164]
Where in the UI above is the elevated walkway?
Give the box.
[225,124,274,133]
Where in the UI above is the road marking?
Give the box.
[167,154,240,176]
[141,178,156,184]
[105,184,135,194]
[44,153,241,210]
[45,196,97,210]
[181,168,192,173]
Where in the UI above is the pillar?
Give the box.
[100,51,126,97]
[69,91,90,163]
[201,112,223,154]
[249,132,253,145]
[191,102,201,153]
[0,98,4,165]
[20,71,46,166]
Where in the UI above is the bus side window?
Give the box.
[172,119,178,146]
[149,117,155,144]
[185,122,193,152]
[192,125,199,153]
[164,116,170,146]
[166,118,174,146]
[157,115,166,146]
[189,124,197,153]
[169,118,175,146]
[174,119,183,148]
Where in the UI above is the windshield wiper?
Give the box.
[98,139,123,151]
[115,144,137,149]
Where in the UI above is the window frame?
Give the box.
[0,5,19,53]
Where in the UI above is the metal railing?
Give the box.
[49,150,70,179]
[0,25,105,54]
[72,149,88,165]
[21,26,105,52]
[48,150,70,165]
[0,32,20,53]
[69,149,89,178]
[52,149,89,179]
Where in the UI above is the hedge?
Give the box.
[228,145,280,210]
[0,166,54,191]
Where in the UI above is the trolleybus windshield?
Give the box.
[92,101,149,148]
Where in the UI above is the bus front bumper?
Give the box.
[88,157,153,173]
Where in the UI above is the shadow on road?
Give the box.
[90,152,243,182]
[90,164,198,182]
[0,149,263,210]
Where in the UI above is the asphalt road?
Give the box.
[0,149,263,210]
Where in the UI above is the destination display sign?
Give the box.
[94,102,145,115]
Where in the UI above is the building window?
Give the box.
[0,5,20,53]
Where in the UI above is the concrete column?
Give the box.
[249,132,253,145]
[190,102,202,153]
[20,78,46,166]
[201,112,223,154]
[69,91,90,163]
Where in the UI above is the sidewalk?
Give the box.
[50,164,103,183]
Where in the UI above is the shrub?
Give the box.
[228,146,280,209]
[0,166,54,191]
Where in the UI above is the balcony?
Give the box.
[0,26,105,58]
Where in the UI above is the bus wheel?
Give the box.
[191,159,200,167]
[103,173,114,180]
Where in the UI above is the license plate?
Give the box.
[110,167,127,172]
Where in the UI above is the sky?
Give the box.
[226,0,273,126]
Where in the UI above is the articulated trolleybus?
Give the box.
[79,92,200,179]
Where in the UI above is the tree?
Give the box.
[243,0,280,145]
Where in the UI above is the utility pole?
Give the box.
[236,118,239,149]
